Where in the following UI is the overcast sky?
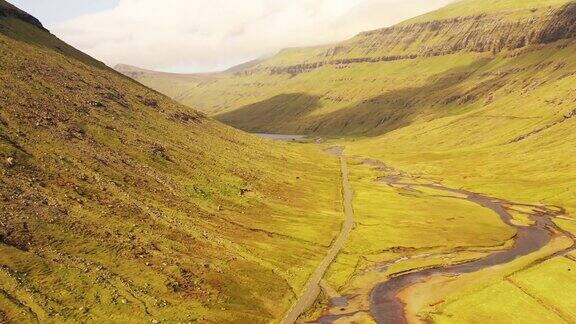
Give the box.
[12,0,454,73]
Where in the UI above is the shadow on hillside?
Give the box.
[216,93,323,133]
[217,57,495,137]
[307,59,493,136]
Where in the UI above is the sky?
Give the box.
[11,0,454,73]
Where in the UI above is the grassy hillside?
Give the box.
[117,0,576,214]
[345,35,576,213]
[116,0,576,214]
[117,0,576,321]
[405,0,574,22]
[113,64,220,105]
[119,0,575,133]
[0,2,344,323]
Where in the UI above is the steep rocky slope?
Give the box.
[0,2,342,323]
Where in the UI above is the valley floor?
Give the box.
[275,140,576,324]
[282,147,354,324]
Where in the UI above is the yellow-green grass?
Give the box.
[129,32,576,139]
[508,210,535,227]
[347,93,576,220]
[404,0,573,24]
[118,0,576,138]
[508,256,576,321]
[299,158,517,322]
[555,218,576,236]
[344,38,576,227]
[106,0,576,321]
[303,248,493,324]
[0,6,344,323]
[4,0,576,322]
[433,281,564,324]
[129,51,490,135]
[342,161,514,255]
[110,0,576,320]
[312,150,574,322]
[321,160,515,299]
[214,52,488,135]
[401,235,574,323]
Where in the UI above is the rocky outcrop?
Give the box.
[537,3,576,43]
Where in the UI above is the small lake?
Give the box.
[254,133,308,141]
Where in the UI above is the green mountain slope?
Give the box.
[0,2,342,323]
[118,0,576,216]
[119,0,576,135]
[119,3,576,320]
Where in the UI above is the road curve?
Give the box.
[281,150,355,324]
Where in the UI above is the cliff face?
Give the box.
[539,2,576,42]
[355,3,576,52]
[254,2,576,75]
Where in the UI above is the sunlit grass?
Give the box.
[0,14,344,323]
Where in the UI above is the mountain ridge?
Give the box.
[117,0,576,77]
[257,1,576,75]
[0,0,45,30]
[116,0,576,136]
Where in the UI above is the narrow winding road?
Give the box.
[282,149,355,324]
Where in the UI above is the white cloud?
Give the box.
[51,0,454,73]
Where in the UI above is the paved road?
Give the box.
[281,152,355,324]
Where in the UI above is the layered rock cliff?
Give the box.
[251,2,576,75]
